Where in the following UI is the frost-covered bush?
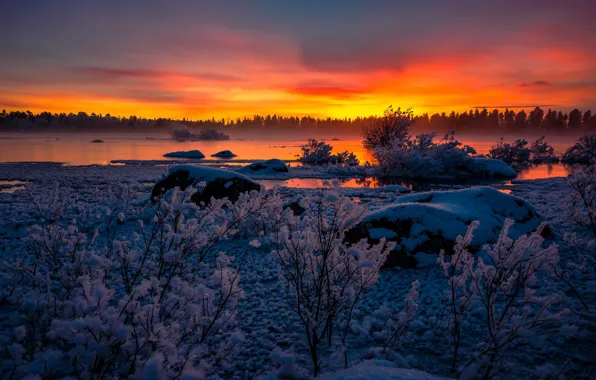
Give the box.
[488,138,531,164]
[0,184,278,378]
[376,281,420,357]
[562,134,596,164]
[567,165,596,239]
[557,166,596,325]
[298,139,359,166]
[269,192,393,375]
[373,131,477,178]
[438,220,564,379]
[362,106,413,148]
[530,136,557,163]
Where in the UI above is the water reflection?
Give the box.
[258,163,573,190]
[0,180,27,193]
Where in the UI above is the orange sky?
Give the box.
[1,1,595,120]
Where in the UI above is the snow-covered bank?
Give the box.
[0,162,594,379]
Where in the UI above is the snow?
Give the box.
[0,162,593,379]
[211,150,237,158]
[167,164,257,184]
[163,150,206,159]
[320,360,450,380]
[466,157,517,178]
[378,185,412,193]
[361,186,544,252]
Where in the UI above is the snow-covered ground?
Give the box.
[0,162,594,379]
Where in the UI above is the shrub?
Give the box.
[530,136,558,163]
[488,138,531,164]
[0,184,278,378]
[268,192,393,375]
[562,134,596,164]
[439,220,564,379]
[556,165,596,325]
[298,139,359,166]
[362,106,413,148]
[372,131,476,178]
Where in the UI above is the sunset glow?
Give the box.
[1,1,595,119]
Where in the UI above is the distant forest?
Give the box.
[1,107,596,136]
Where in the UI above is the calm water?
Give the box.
[0,132,575,182]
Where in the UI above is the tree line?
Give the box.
[1,106,595,135]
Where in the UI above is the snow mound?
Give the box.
[163,150,205,159]
[211,150,237,158]
[466,157,517,178]
[237,159,289,174]
[320,360,450,380]
[346,187,546,268]
[152,165,260,204]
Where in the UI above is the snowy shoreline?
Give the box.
[0,162,594,379]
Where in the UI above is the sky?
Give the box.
[1,0,596,120]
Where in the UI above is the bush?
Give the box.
[372,131,477,178]
[268,192,393,375]
[0,184,279,378]
[298,139,359,166]
[438,220,563,378]
[530,136,558,163]
[488,138,531,164]
[362,106,413,148]
[562,134,596,164]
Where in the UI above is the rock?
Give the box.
[466,157,517,178]
[283,201,306,216]
[345,187,546,268]
[238,159,289,173]
[91,139,104,143]
[163,150,205,159]
[151,165,261,205]
[211,150,237,158]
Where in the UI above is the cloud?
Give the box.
[72,67,242,83]
[289,81,368,99]
[518,80,553,87]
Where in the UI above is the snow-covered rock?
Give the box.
[211,150,237,158]
[377,185,412,193]
[163,150,205,159]
[320,360,450,379]
[237,159,289,174]
[345,187,546,268]
[151,165,261,204]
[466,157,517,178]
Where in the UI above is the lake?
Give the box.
[0,132,576,182]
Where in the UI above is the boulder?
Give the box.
[283,201,306,216]
[345,187,546,268]
[163,150,205,159]
[151,165,261,205]
[211,150,237,158]
[465,157,517,178]
[238,159,289,173]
